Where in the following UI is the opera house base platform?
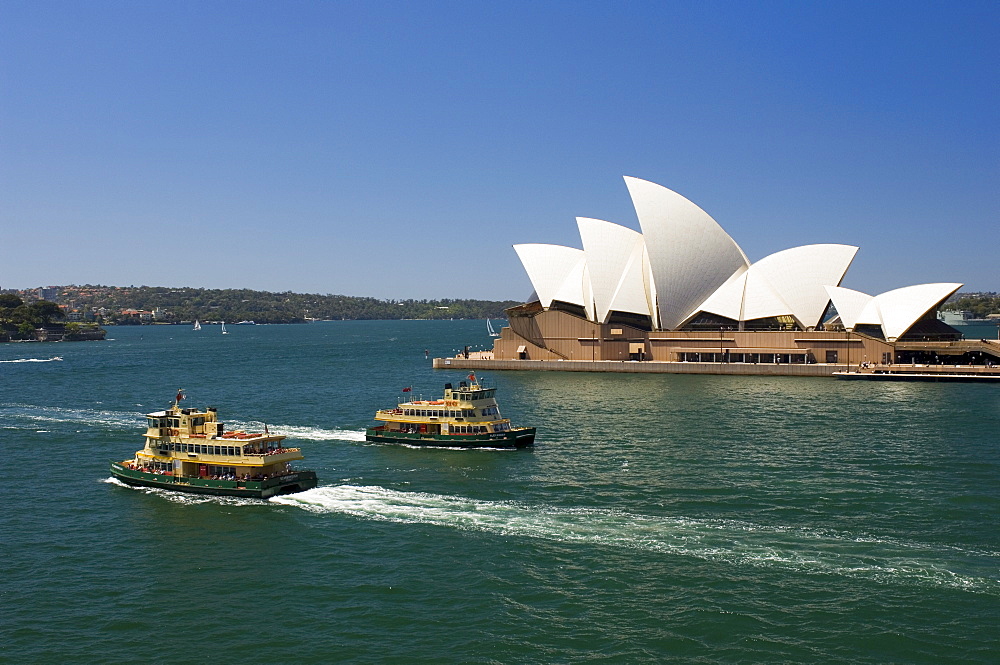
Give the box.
[435,357,847,377]
[434,310,1000,379]
[434,356,1000,379]
[435,356,1000,380]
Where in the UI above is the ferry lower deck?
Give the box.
[111,461,317,498]
[366,426,536,449]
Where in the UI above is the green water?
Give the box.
[2,321,998,663]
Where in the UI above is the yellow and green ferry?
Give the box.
[367,375,536,449]
[111,393,317,498]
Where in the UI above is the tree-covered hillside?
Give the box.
[942,292,1000,318]
[46,285,522,324]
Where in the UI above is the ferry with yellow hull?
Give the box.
[366,375,536,449]
[111,393,317,498]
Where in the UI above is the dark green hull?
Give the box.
[365,427,536,449]
[110,461,317,499]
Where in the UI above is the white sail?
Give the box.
[221,321,228,334]
[193,320,201,331]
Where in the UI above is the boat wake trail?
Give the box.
[0,404,365,442]
[263,425,366,442]
[272,485,1000,594]
[0,357,63,363]
[2,404,137,430]
[103,477,265,506]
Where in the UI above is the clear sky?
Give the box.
[2,1,997,300]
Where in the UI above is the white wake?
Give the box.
[272,485,1000,594]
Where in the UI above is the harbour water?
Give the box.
[2,320,998,663]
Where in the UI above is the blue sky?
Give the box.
[2,1,997,300]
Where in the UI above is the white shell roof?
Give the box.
[870,283,962,341]
[690,244,856,327]
[825,282,962,340]
[749,244,857,328]
[576,217,652,323]
[513,244,590,312]
[692,267,751,321]
[823,286,873,330]
[512,178,959,336]
[625,176,750,330]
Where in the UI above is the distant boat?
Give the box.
[193,320,202,331]
[487,319,500,337]
[221,321,229,335]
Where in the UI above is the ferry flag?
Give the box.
[402,386,412,392]
[176,389,185,402]
[468,373,476,381]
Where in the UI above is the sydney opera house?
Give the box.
[469,177,1000,376]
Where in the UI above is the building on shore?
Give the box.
[443,177,1000,376]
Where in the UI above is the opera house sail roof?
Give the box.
[512,176,961,342]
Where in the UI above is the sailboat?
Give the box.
[487,319,500,337]
[193,320,202,331]
[221,321,229,335]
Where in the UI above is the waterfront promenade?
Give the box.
[434,355,1000,378]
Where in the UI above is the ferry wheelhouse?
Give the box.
[111,394,317,498]
[366,375,536,449]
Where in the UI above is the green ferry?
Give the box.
[111,393,317,498]
[366,374,536,449]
